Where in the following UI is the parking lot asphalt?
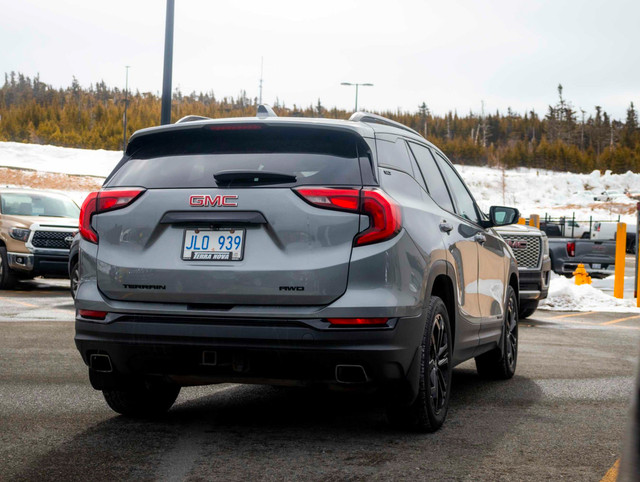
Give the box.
[1,279,639,481]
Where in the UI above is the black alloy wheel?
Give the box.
[475,285,518,379]
[429,312,450,416]
[70,260,79,300]
[386,296,453,432]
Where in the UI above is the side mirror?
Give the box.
[489,206,520,226]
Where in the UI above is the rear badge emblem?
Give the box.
[189,194,238,207]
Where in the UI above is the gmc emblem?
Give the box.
[189,194,238,207]
[507,240,527,250]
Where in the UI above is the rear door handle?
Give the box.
[439,222,453,233]
[474,233,486,244]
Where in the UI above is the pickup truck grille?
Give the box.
[501,234,541,268]
[32,230,74,249]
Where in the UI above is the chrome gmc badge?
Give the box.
[507,240,527,250]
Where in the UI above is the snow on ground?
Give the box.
[457,164,639,225]
[0,141,120,177]
[539,274,640,313]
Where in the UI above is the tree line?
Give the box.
[0,72,638,174]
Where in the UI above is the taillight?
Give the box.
[294,188,360,212]
[355,189,402,246]
[79,188,145,243]
[327,317,389,326]
[293,187,401,246]
[567,241,575,257]
[79,192,99,243]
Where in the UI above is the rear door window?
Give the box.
[432,151,481,225]
[407,142,455,212]
[106,126,369,189]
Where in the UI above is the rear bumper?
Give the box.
[75,313,425,397]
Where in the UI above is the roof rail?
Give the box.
[257,104,278,119]
[175,115,212,124]
[349,112,421,137]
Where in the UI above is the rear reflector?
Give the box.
[327,317,389,326]
[79,310,108,320]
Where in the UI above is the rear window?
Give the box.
[106,125,371,188]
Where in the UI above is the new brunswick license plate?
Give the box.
[182,228,245,261]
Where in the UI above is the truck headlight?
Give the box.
[9,228,30,242]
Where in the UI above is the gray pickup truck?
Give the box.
[548,238,616,278]
[495,224,551,319]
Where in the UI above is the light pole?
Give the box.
[161,0,175,125]
[341,82,373,112]
[123,66,130,152]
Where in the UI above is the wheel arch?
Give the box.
[426,260,457,351]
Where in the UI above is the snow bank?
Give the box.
[539,274,640,313]
[0,141,120,177]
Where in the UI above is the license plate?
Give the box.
[591,263,601,269]
[182,228,245,261]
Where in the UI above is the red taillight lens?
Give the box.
[327,317,389,326]
[78,309,108,320]
[567,241,575,257]
[355,189,401,246]
[294,187,360,212]
[79,191,99,243]
[97,189,145,212]
[79,188,145,244]
[293,187,401,246]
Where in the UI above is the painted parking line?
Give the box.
[0,297,39,308]
[547,311,598,320]
[600,459,619,481]
[601,314,640,326]
[0,297,74,314]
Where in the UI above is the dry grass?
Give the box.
[0,167,103,191]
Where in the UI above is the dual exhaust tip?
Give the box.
[89,353,113,373]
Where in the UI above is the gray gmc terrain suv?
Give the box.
[74,107,520,432]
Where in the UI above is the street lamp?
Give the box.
[341,82,373,112]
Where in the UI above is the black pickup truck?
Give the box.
[547,237,616,278]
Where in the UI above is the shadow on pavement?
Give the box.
[15,369,543,481]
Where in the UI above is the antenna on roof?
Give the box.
[257,104,277,119]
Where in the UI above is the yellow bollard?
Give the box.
[613,222,626,299]
[529,214,540,229]
[517,217,526,225]
[573,264,592,285]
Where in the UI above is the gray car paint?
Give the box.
[74,115,519,384]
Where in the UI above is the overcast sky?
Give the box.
[1,0,638,119]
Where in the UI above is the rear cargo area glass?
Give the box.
[107,126,367,188]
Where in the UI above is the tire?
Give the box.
[69,259,79,300]
[103,381,180,417]
[518,300,538,319]
[0,247,17,290]
[475,285,518,380]
[386,296,453,432]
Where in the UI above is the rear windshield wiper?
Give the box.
[214,170,297,187]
